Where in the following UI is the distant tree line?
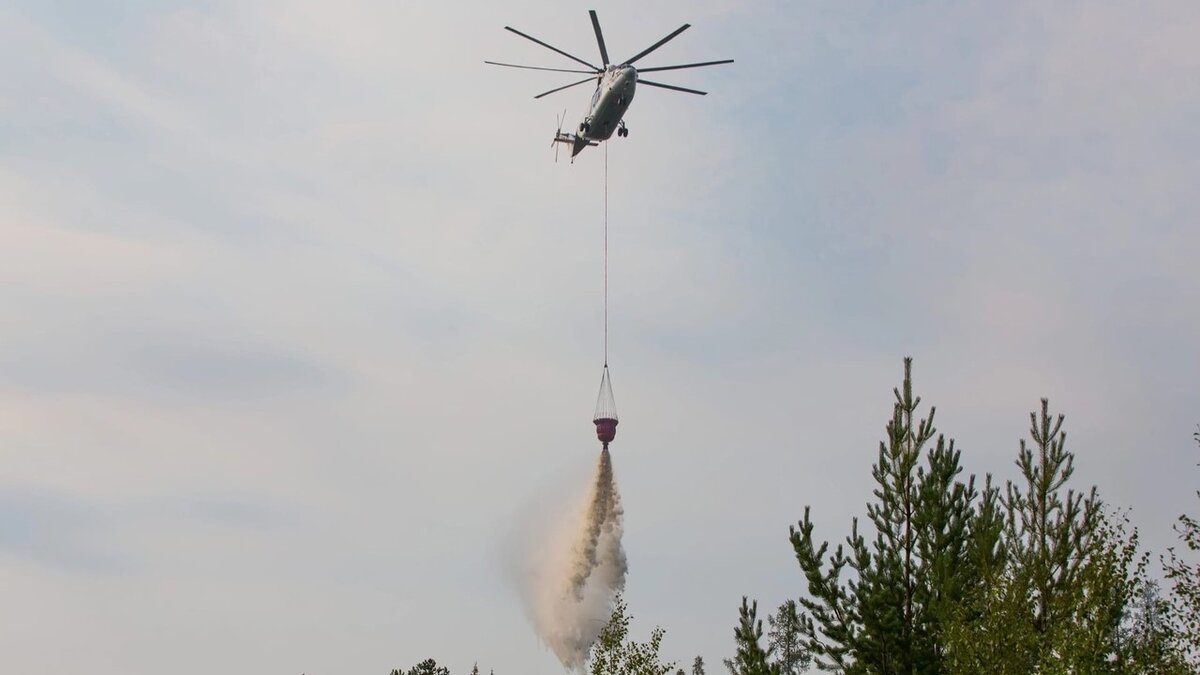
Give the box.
[383,660,490,675]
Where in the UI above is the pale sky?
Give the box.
[2,2,1198,674]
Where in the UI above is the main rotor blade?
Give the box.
[636,59,734,73]
[589,10,610,67]
[638,79,707,95]
[504,26,601,72]
[534,76,597,99]
[621,24,690,66]
[485,61,596,74]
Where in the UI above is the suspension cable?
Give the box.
[603,142,609,367]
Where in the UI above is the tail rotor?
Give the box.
[552,109,567,162]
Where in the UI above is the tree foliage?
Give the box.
[590,596,676,675]
[390,659,451,675]
[1003,399,1101,638]
[938,401,1190,673]
[724,598,777,675]
[766,600,810,675]
[944,508,1188,674]
[774,359,1190,674]
[789,358,981,673]
[1163,427,1200,663]
[1116,580,1189,673]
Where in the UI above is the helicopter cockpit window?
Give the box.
[591,86,602,108]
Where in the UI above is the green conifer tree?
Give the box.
[725,598,777,675]
[940,400,1187,673]
[790,358,980,674]
[1004,399,1100,638]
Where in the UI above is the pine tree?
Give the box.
[964,474,1006,586]
[939,474,1012,674]
[725,598,777,675]
[939,400,1186,673]
[790,506,854,672]
[790,358,980,673]
[1004,399,1100,638]
[692,655,705,675]
[766,600,810,675]
[912,431,983,668]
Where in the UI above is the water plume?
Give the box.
[514,448,627,670]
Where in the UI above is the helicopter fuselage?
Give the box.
[490,10,732,162]
[579,65,637,142]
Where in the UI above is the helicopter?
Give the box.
[486,10,733,161]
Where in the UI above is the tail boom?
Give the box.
[553,131,598,159]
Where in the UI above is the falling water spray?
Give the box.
[514,448,627,670]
